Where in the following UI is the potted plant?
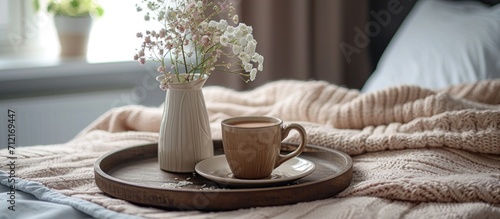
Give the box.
[33,0,104,57]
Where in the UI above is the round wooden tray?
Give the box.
[94,140,352,211]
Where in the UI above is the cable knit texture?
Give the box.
[1,79,500,218]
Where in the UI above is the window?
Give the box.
[86,0,157,63]
[0,0,8,32]
[0,0,158,64]
[0,0,25,54]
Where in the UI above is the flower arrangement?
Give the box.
[33,0,104,17]
[133,0,264,90]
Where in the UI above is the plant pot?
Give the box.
[158,74,214,173]
[53,15,93,57]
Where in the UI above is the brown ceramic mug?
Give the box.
[221,116,307,179]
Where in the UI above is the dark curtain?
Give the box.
[205,0,372,91]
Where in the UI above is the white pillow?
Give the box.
[362,0,500,92]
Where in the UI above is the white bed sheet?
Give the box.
[0,184,94,219]
[0,171,142,219]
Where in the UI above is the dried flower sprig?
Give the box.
[133,0,264,90]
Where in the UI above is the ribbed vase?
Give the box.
[158,74,213,172]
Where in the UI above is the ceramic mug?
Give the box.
[221,116,307,179]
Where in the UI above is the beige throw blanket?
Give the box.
[2,79,500,218]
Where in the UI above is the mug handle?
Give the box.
[275,123,307,168]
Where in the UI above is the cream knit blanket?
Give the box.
[1,79,500,218]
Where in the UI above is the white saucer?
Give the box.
[195,155,315,187]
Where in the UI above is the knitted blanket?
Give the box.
[1,79,500,218]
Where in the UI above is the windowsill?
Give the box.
[0,52,162,106]
[0,52,140,79]
[0,50,131,71]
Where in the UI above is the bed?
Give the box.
[1,0,500,218]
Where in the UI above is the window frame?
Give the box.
[0,0,46,55]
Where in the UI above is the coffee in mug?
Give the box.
[221,116,307,179]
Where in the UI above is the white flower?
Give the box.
[253,54,264,63]
[232,45,243,54]
[245,33,253,41]
[239,38,247,47]
[232,14,239,23]
[234,29,243,38]
[243,63,253,72]
[226,26,235,34]
[208,20,217,28]
[224,32,235,40]
[253,54,264,71]
[195,1,203,8]
[244,40,256,55]
[250,68,257,81]
[238,52,251,63]
[218,20,228,31]
[238,23,251,34]
[220,35,229,46]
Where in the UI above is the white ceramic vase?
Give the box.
[158,74,214,173]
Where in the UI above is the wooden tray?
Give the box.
[94,140,352,211]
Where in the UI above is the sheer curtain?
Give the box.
[205,0,372,90]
